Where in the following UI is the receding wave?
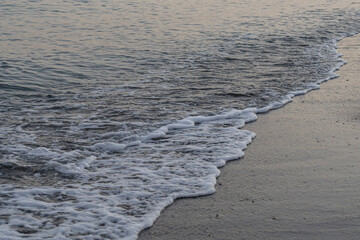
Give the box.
[0,0,360,239]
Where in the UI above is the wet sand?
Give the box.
[139,34,360,240]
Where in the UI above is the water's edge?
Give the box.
[136,32,358,239]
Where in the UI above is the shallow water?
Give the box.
[1,0,360,239]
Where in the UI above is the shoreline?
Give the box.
[138,34,360,240]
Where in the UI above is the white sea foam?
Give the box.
[0,105,258,239]
[49,156,96,175]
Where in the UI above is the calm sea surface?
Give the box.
[1,0,360,239]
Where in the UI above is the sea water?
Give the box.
[1,0,360,239]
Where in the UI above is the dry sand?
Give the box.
[138,34,360,240]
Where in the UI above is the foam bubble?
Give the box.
[91,142,127,152]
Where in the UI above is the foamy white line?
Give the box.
[95,36,349,154]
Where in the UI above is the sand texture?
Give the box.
[138,34,360,240]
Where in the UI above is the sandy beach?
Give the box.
[139,34,360,240]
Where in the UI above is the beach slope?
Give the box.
[139,34,360,240]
